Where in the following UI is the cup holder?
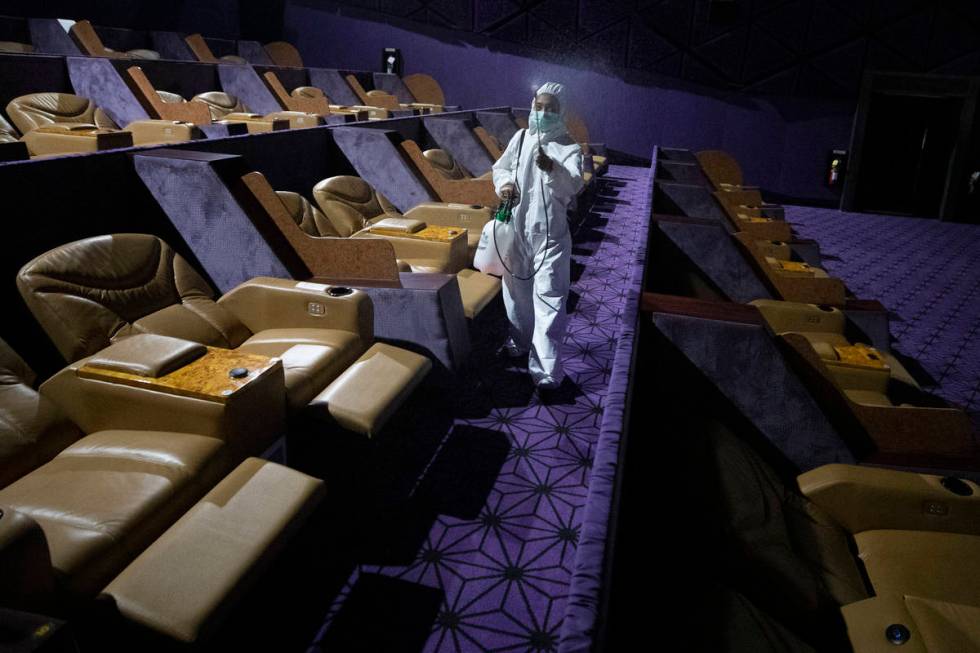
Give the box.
[817,304,835,312]
[469,204,482,210]
[941,476,973,496]
[327,286,353,297]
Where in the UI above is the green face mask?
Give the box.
[531,110,561,132]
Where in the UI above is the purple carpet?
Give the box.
[308,165,651,652]
[786,206,980,432]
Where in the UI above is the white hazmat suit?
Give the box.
[491,82,585,387]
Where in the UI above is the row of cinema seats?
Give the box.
[0,21,610,643]
[0,16,305,67]
[1,28,454,158]
[12,14,455,113]
[634,147,980,651]
[0,69,452,158]
[0,232,435,647]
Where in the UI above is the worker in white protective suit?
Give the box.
[492,82,585,390]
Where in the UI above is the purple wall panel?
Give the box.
[66,56,150,127]
[284,3,853,202]
[217,63,282,115]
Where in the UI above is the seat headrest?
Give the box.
[314,175,375,205]
[156,90,186,104]
[127,48,161,60]
[311,176,400,238]
[423,149,466,180]
[6,93,99,134]
[275,190,340,238]
[17,234,249,362]
[292,86,326,101]
[192,91,248,119]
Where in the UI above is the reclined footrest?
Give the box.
[306,343,432,437]
[102,458,324,644]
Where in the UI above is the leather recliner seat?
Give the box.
[5,92,201,154]
[278,189,465,275]
[192,90,320,131]
[16,234,371,413]
[275,178,500,318]
[423,148,488,181]
[291,86,388,121]
[0,336,229,607]
[6,92,117,133]
[312,175,486,266]
[4,92,132,156]
[0,336,326,646]
[707,424,980,651]
[751,299,919,403]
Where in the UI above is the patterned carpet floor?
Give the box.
[309,165,650,652]
[786,206,980,433]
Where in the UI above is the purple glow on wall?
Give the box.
[284,2,855,202]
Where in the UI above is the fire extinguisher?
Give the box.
[828,158,841,186]
[826,149,847,189]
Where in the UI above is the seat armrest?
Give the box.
[125,119,200,145]
[403,203,493,231]
[41,352,286,458]
[86,334,207,377]
[799,464,980,536]
[0,507,57,613]
[840,596,929,653]
[263,111,323,129]
[218,277,373,343]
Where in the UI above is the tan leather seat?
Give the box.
[127,48,160,60]
[0,113,19,144]
[0,339,82,490]
[711,425,980,651]
[192,91,249,121]
[0,41,34,54]
[0,429,227,601]
[17,234,369,412]
[4,93,136,156]
[314,175,489,263]
[280,189,465,274]
[0,337,229,605]
[424,148,468,180]
[301,178,500,317]
[312,176,401,237]
[6,92,117,134]
[191,91,318,131]
[751,299,919,396]
[156,90,186,104]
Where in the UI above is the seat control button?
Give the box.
[229,367,249,379]
[885,624,910,645]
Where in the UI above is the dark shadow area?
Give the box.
[888,348,939,387]
[318,574,444,653]
[414,425,511,520]
[536,377,584,407]
[600,320,852,652]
